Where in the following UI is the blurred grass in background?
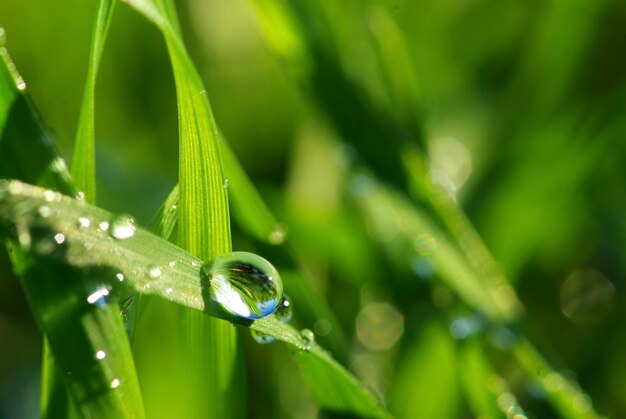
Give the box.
[1,0,626,417]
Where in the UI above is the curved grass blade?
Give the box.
[0,180,391,418]
[70,0,115,204]
[1,41,144,418]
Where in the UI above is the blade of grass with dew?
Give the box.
[351,174,522,323]
[512,337,601,419]
[118,1,238,417]
[0,180,391,418]
[0,42,144,418]
[70,0,115,204]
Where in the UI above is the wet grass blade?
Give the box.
[70,0,115,204]
[0,180,390,418]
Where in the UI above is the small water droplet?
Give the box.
[147,265,162,279]
[95,350,106,360]
[76,191,85,201]
[166,287,173,294]
[268,223,288,245]
[43,189,59,202]
[116,273,125,282]
[98,221,109,232]
[53,233,65,245]
[223,178,229,188]
[250,329,276,344]
[191,260,200,267]
[110,378,120,389]
[299,329,315,350]
[168,261,176,268]
[38,205,52,218]
[109,214,136,240]
[16,80,26,91]
[77,216,91,229]
[250,294,293,344]
[201,251,283,320]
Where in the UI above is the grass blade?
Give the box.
[70,0,115,204]
[0,179,391,418]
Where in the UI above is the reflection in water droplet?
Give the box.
[96,350,106,360]
[300,329,315,350]
[201,252,283,320]
[98,221,109,232]
[147,265,162,279]
[560,270,615,323]
[356,303,404,351]
[109,214,137,240]
[268,223,288,245]
[87,287,110,305]
[251,330,275,344]
[110,378,120,389]
[250,294,293,344]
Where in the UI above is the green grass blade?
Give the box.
[70,0,115,204]
[0,180,391,418]
[117,1,237,416]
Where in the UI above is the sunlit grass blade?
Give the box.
[0,180,391,418]
[70,0,115,204]
[512,338,601,419]
[117,1,237,416]
[352,174,521,322]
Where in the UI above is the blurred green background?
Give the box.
[1,0,625,417]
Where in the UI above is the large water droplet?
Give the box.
[109,214,136,240]
[201,251,283,320]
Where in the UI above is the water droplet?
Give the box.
[449,314,484,340]
[16,80,26,91]
[76,191,85,201]
[109,214,137,240]
[201,251,283,320]
[543,373,564,392]
[43,189,59,202]
[50,157,67,173]
[223,178,229,188]
[166,287,173,294]
[147,265,162,279]
[168,261,176,268]
[250,329,276,344]
[53,233,65,245]
[95,350,106,360]
[250,294,293,344]
[77,217,91,229]
[268,223,288,245]
[98,221,109,232]
[116,273,125,282]
[191,260,200,267]
[299,329,315,350]
[110,378,120,389]
[38,205,52,218]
